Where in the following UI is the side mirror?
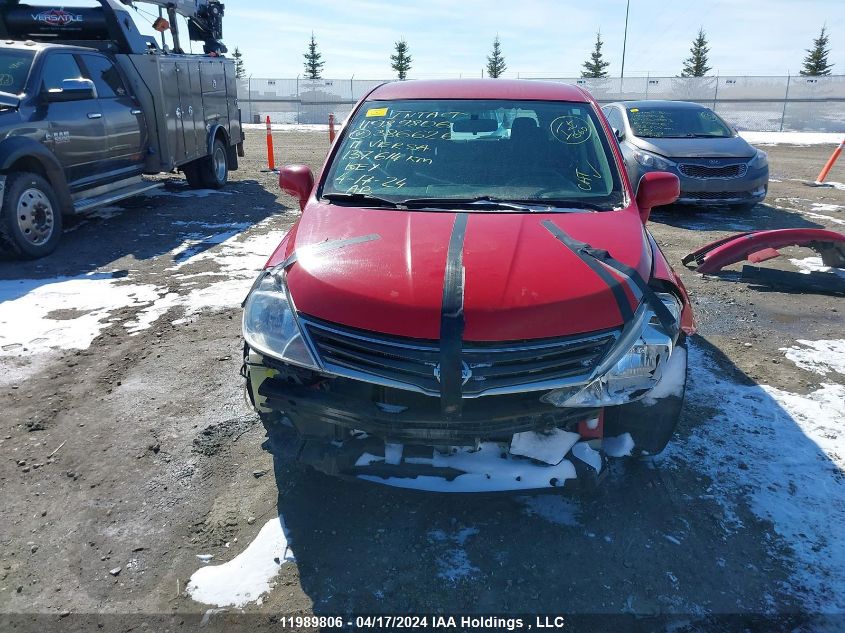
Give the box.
[46,78,96,102]
[635,171,679,223]
[613,126,624,141]
[279,164,314,210]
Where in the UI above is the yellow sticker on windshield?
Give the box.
[366,107,388,117]
[629,108,639,112]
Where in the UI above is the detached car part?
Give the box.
[682,228,845,273]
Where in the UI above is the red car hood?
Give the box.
[269,204,652,341]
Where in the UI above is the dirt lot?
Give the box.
[1,130,843,632]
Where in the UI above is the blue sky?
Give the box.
[71,0,844,78]
[217,0,844,78]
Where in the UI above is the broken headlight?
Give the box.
[542,292,681,407]
[242,267,320,370]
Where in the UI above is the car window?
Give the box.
[323,99,625,208]
[626,106,733,138]
[603,107,624,133]
[81,54,127,98]
[0,51,34,94]
[41,53,84,92]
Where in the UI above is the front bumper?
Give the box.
[244,342,688,492]
[633,162,769,207]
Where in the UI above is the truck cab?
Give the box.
[0,0,243,259]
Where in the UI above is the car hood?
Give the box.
[633,135,755,159]
[272,204,651,341]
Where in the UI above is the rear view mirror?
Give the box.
[636,172,679,223]
[279,164,314,210]
[453,119,498,134]
[46,78,96,102]
[613,126,624,141]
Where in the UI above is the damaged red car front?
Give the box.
[242,79,694,492]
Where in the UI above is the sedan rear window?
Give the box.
[323,99,624,209]
[627,106,734,139]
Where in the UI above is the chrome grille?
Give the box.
[302,316,620,397]
[679,163,748,179]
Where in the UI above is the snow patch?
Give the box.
[660,341,845,611]
[509,428,580,465]
[428,528,479,582]
[642,346,687,405]
[782,339,845,376]
[603,433,635,457]
[738,131,845,146]
[518,495,581,527]
[187,516,294,608]
[359,442,577,492]
[0,275,161,355]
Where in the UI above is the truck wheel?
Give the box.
[202,139,229,189]
[0,172,63,259]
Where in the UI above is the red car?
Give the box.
[242,79,694,492]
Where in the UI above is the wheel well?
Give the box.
[7,156,48,180]
[214,127,228,146]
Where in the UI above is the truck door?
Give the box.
[79,53,146,178]
[39,52,106,189]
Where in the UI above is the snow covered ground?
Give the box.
[739,131,844,145]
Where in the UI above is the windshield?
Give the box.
[322,99,625,209]
[627,105,734,138]
[0,51,34,95]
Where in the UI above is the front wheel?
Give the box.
[0,172,63,259]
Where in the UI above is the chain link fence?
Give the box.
[238,75,845,133]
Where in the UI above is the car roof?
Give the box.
[609,99,709,110]
[368,79,591,103]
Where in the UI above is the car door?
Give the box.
[79,53,146,179]
[39,52,106,189]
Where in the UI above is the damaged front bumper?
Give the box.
[243,341,688,492]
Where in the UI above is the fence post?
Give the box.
[779,74,791,132]
[712,72,719,111]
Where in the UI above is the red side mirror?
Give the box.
[635,172,680,223]
[279,165,315,211]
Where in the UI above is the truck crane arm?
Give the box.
[119,0,226,54]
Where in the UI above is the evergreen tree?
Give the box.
[680,28,711,77]
[232,47,245,79]
[800,26,834,76]
[391,39,412,80]
[581,31,610,78]
[486,36,507,78]
[303,33,325,79]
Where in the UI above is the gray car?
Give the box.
[602,100,769,210]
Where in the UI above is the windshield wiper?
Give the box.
[400,196,536,212]
[519,199,619,211]
[322,192,400,207]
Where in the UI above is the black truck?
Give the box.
[0,0,244,258]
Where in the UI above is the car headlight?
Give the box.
[748,149,768,169]
[633,149,675,171]
[542,292,682,408]
[242,267,320,370]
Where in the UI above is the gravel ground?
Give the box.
[0,131,843,632]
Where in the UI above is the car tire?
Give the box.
[0,172,63,259]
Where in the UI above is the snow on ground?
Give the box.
[427,527,480,582]
[781,340,845,376]
[789,256,845,277]
[517,495,581,527]
[0,274,161,355]
[187,516,294,608]
[738,131,844,146]
[0,222,286,355]
[243,123,338,133]
[660,340,845,612]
